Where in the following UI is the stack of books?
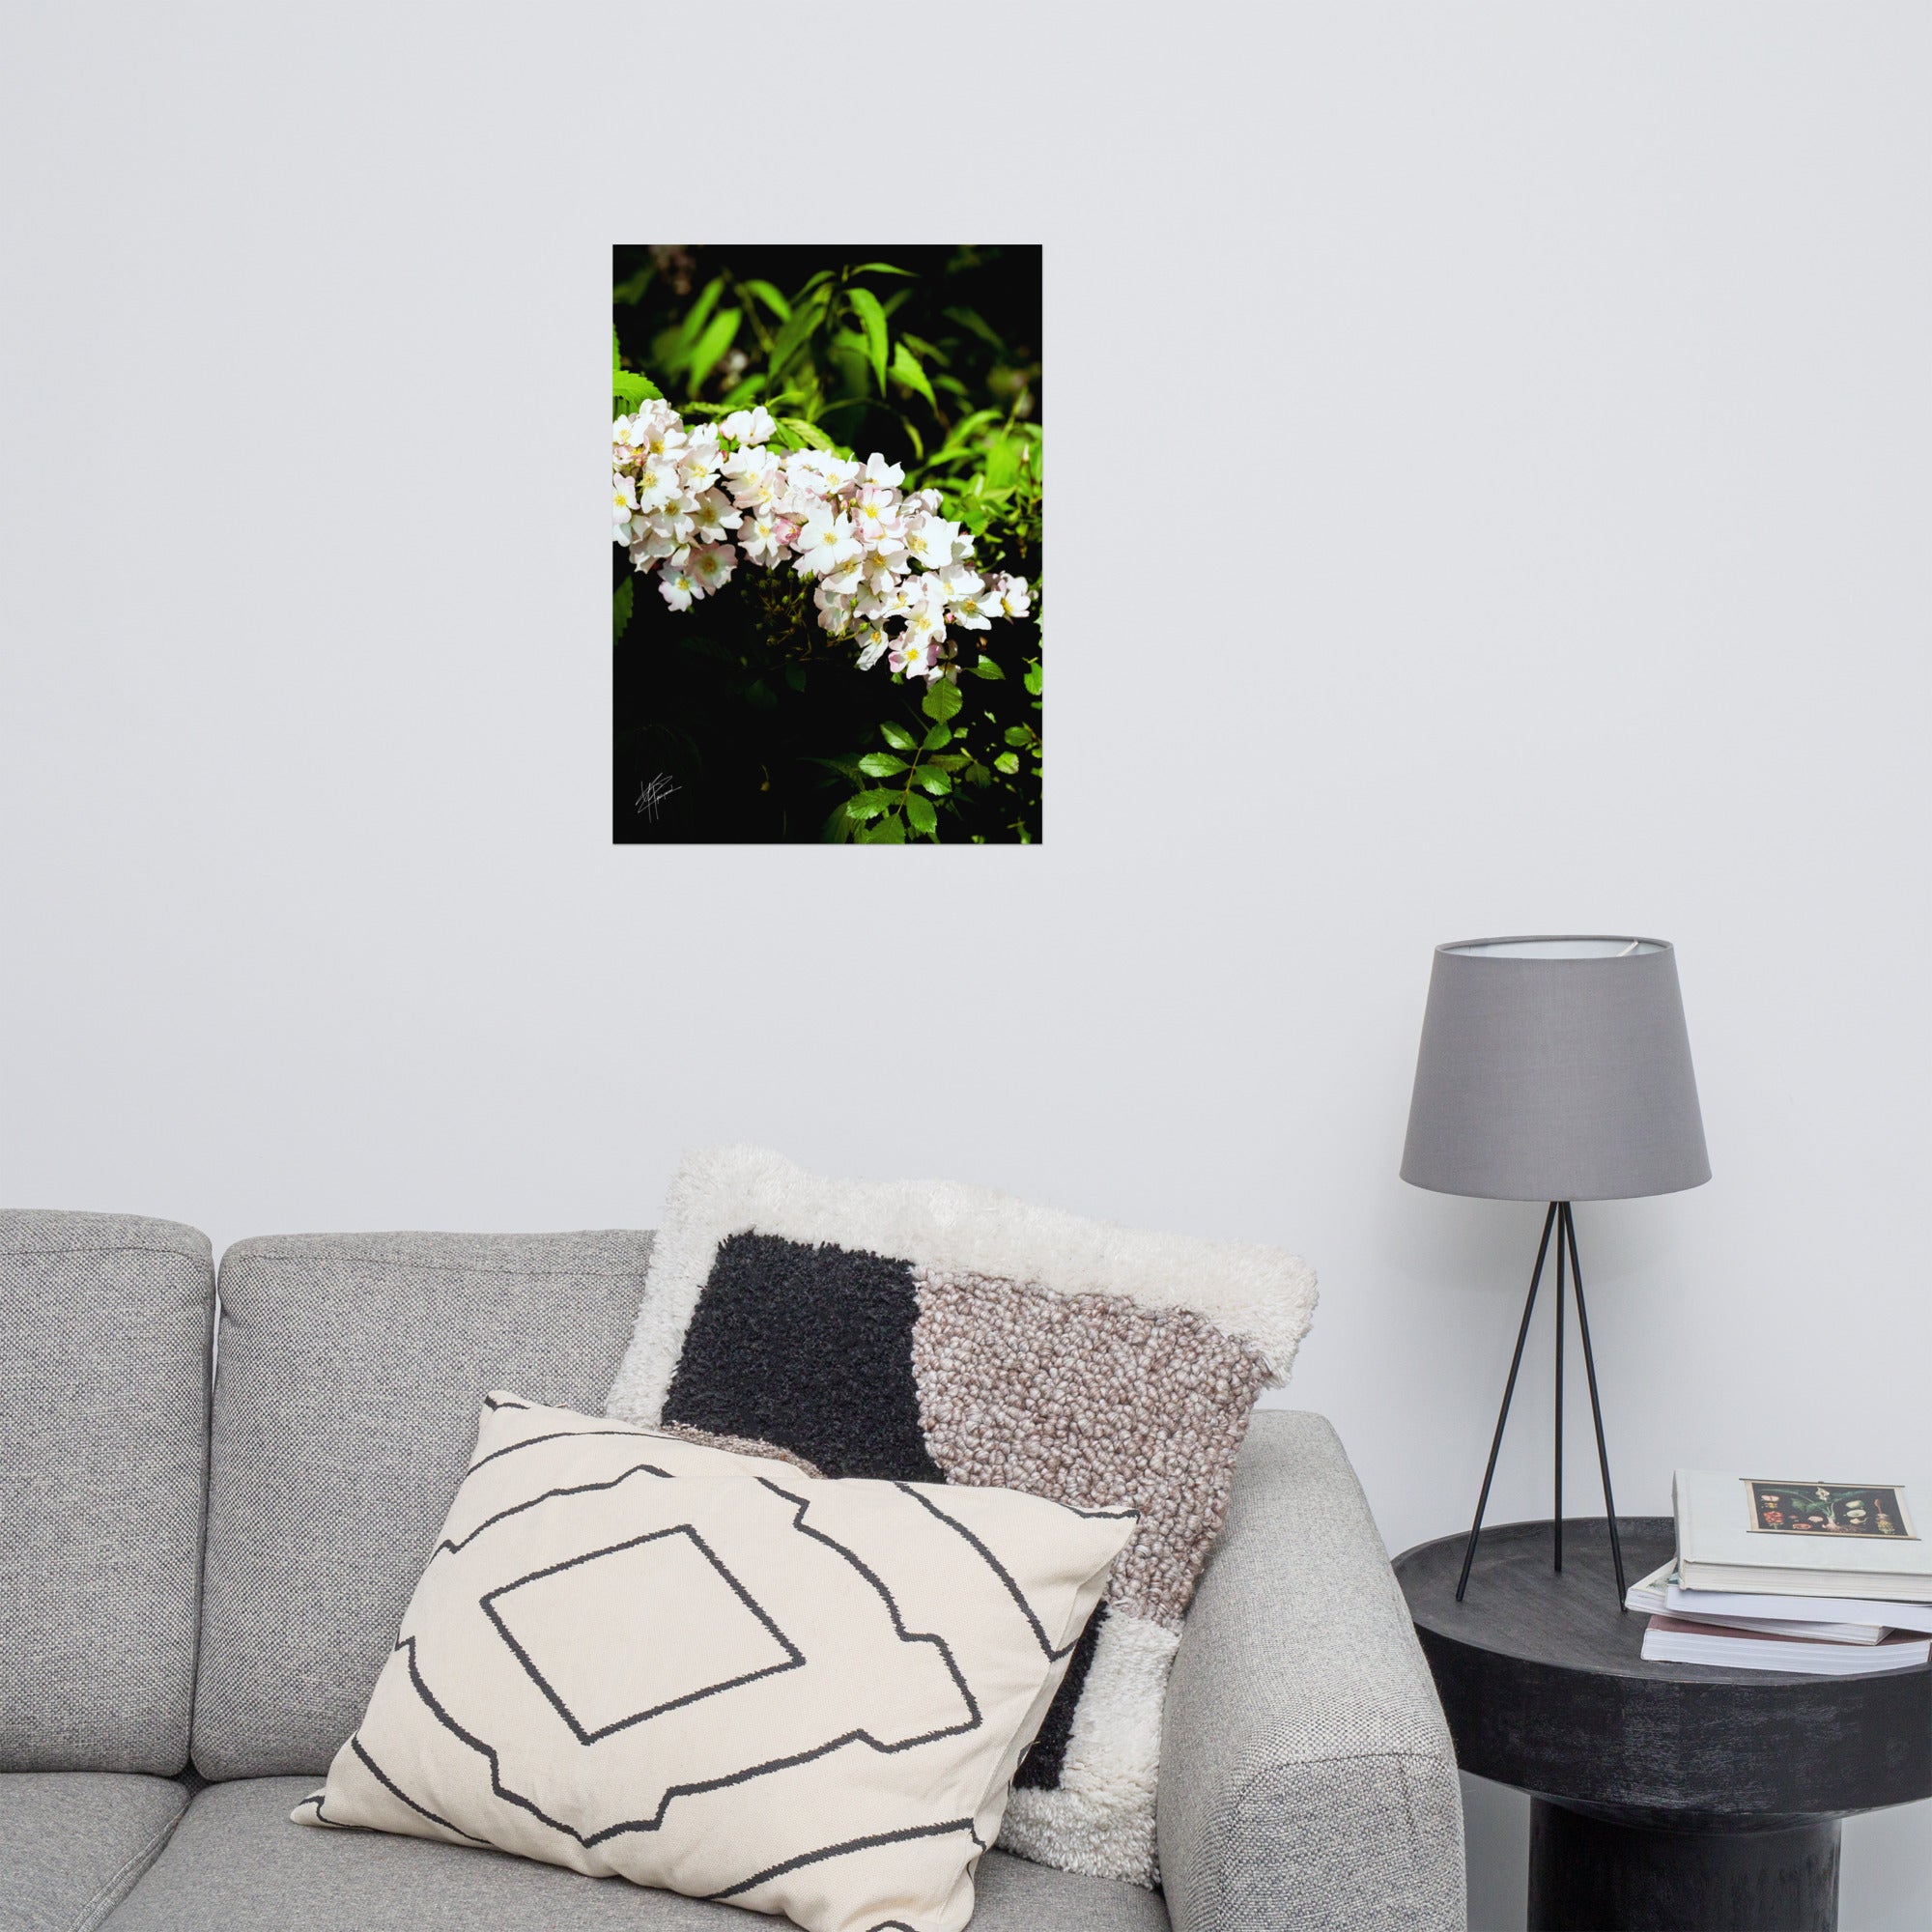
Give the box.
[1634,1471,1932,1675]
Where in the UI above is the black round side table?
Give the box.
[1395,1518,1932,1932]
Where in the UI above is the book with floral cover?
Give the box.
[1674,1470,1932,1599]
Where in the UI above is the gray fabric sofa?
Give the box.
[0,1212,1465,1932]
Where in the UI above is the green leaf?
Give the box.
[820,802,855,843]
[1023,662,1043,696]
[686,308,741,393]
[765,290,828,386]
[994,752,1020,776]
[857,752,908,778]
[927,408,1004,465]
[777,416,836,452]
[612,370,662,408]
[964,761,993,785]
[846,286,890,395]
[920,679,963,723]
[844,788,895,823]
[969,657,1005,680]
[741,278,791,323]
[1003,725,1033,747]
[612,268,654,305]
[880,722,917,752]
[921,723,952,751]
[861,814,907,844]
[851,262,915,276]
[612,579,634,641]
[943,304,1005,351]
[806,753,867,780]
[891,339,936,411]
[679,277,725,345]
[904,793,939,837]
[783,663,807,692]
[915,767,952,795]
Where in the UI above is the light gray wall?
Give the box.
[3,7,1926,1925]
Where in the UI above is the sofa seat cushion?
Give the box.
[0,1772,187,1932]
[100,1779,1170,1931]
[192,1231,656,1777]
[1,1212,214,1773]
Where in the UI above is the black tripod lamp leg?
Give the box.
[1553,1206,1566,1573]
[1564,1203,1628,1608]
[1455,1202,1559,1603]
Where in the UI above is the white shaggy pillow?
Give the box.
[605,1146,1319,1886]
[295,1395,1134,1932]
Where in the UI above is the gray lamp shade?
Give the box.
[1401,936,1710,1203]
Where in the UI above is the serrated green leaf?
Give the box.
[969,657,1005,680]
[612,371,663,408]
[844,788,895,823]
[846,286,890,395]
[857,752,907,777]
[904,793,938,837]
[994,752,1020,776]
[891,339,935,411]
[915,768,952,795]
[778,416,836,452]
[686,308,741,393]
[921,679,963,723]
[1023,662,1043,696]
[921,723,952,751]
[820,801,855,843]
[741,278,791,323]
[880,722,917,752]
[965,761,993,785]
[871,814,908,843]
[612,579,634,641]
[1003,725,1033,747]
[925,753,969,773]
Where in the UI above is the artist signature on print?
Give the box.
[634,773,680,823]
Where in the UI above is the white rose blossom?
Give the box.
[613,402,1030,680]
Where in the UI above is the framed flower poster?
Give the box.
[612,245,1042,844]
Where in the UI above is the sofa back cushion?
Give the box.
[0,1211,215,1773]
[191,1231,654,1778]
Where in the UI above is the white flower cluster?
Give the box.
[613,398,1029,681]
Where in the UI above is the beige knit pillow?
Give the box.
[295,1395,1134,1932]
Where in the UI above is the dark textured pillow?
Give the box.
[605,1147,1318,1886]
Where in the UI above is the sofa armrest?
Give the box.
[1157,1410,1464,1932]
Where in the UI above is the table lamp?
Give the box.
[1401,936,1709,1607]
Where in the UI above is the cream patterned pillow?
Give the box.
[295,1395,1134,1932]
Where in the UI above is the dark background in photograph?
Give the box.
[613,244,1041,844]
